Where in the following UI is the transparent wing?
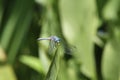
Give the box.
[48,40,56,54]
[61,39,76,55]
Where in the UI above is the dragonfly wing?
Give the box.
[48,40,55,54]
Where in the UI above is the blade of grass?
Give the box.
[45,47,60,80]
[0,0,4,26]
[8,3,34,64]
[0,0,27,50]
[19,55,45,74]
[102,41,120,80]
[102,26,120,80]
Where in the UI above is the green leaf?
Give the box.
[1,0,34,64]
[7,9,33,64]
[102,0,120,20]
[102,26,120,80]
[102,41,120,80]
[60,0,100,79]
[0,0,33,50]
[0,0,4,25]
[45,47,60,80]
[19,55,45,74]
[0,64,17,80]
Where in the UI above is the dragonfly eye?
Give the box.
[51,36,60,43]
[54,38,60,46]
[55,38,60,43]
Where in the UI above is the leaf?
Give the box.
[60,0,100,79]
[0,0,4,25]
[2,0,34,64]
[45,47,60,80]
[19,55,45,74]
[102,41,120,80]
[57,59,79,80]
[0,64,17,80]
[102,0,120,20]
[102,26,120,80]
[35,0,47,6]
[0,46,7,62]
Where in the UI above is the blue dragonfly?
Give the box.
[38,36,75,56]
[37,36,61,54]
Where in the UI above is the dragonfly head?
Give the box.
[55,39,60,46]
[51,36,61,44]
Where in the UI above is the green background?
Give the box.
[0,0,120,80]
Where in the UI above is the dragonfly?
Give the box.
[37,36,61,54]
[38,36,75,56]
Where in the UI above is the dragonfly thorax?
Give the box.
[50,36,60,43]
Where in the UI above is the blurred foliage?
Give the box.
[0,0,120,80]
